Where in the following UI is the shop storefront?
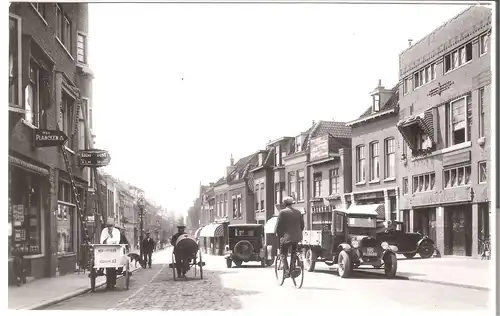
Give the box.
[8,156,49,280]
[199,222,225,255]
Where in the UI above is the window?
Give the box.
[444,165,471,188]
[329,169,339,195]
[413,63,436,89]
[57,181,75,254]
[275,182,285,204]
[25,60,42,127]
[373,94,380,111]
[232,197,237,219]
[237,196,242,219]
[480,32,489,55]
[223,193,227,217]
[82,98,93,131]
[385,138,395,179]
[77,33,87,64]
[288,171,296,199]
[260,183,265,210]
[479,87,486,138]
[356,145,365,183]
[412,173,436,193]
[369,142,380,181]
[402,177,408,195]
[9,14,21,108]
[334,213,344,232]
[313,172,322,198]
[403,78,410,95]
[31,2,48,21]
[255,185,260,210]
[479,162,487,183]
[297,170,304,201]
[444,42,472,73]
[446,94,472,146]
[56,5,72,51]
[61,94,75,149]
[274,146,281,166]
[295,136,302,152]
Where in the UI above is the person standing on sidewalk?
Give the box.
[141,232,155,268]
[99,218,121,289]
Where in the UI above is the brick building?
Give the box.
[396,6,491,258]
[346,81,400,225]
[9,2,94,279]
[250,149,276,225]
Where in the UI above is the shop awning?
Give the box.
[9,155,49,176]
[346,204,385,219]
[265,216,279,234]
[397,109,435,151]
[199,223,224,237]
[194,226,204,239]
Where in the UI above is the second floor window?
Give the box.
[288,171,296,199]
[403,77,410,95]
[444,165,471,189]
[224,193,227,217]
[480,32,489,55]
[61,94,75,149]
[329,169,339,195]
[260,183,265,209]
[479,162,487,184]
[479,87,486,138]
[446,93,472,146]
[369,142,379,181]
[444,42,472,73]
[255,184,260,210]
[313,172,322,198]
[77,33,87,64]
[385,138,395,179]
[297,170,304,201]
[356,145,365,183]
[412,173,436,193]
[25,61,42,127]
[275,182,285,204]
[56,5,72,50]
[414,63,435,89]
[9,15,21,107]
[402,177,408,195]
[274,146,281,166]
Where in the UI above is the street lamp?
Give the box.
[137,192,146,257]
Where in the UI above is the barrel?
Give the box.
[174,234,199,260]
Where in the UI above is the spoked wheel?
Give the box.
[125,262,130,290]
[198,250,203,280]
[274,255,285,286]
[290,253,304,289]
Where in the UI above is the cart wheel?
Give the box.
[125,262,130,290]
[90,268,96,292]
[199,251,203,280]
[171,252,176,281]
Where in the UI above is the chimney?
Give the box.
[226,154,236,176]
[230,154,234,166]
[408,39,413,47]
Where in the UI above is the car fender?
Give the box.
[382,248,397,261]
[417,237,434,248]
[338,243,352,252]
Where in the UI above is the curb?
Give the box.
[26,266,141,310]
[341,269,490,292]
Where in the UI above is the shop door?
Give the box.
[429,209,437,243]
[449,206,472,257]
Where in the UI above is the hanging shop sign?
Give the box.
[77,149,111,168]
[33,129,68,147]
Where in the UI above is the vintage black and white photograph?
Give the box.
[6,0,496,314]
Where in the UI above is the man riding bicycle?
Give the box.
[276,196,305,277]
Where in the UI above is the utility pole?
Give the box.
[137,192,146,258]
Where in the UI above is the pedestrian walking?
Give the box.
[141,232,155,268]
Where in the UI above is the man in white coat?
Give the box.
[98,218,121,289]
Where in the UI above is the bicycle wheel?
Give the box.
[274,255,285,286]
[290,252,304,289]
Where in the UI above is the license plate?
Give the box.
[363,247,377,256]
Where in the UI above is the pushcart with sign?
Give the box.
[89,244,131,291]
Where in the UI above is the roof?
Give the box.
[213,152,259,186]
[358,84,399,119]
[302,120,351,152]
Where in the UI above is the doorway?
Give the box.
[444,204,472,256]
[413,208,436,242]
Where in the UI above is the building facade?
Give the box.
[347,81,400,225]
[9,2,94,279]
[397,6,491,258]
[250,149,276,225]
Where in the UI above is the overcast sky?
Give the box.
[88,2,473,216]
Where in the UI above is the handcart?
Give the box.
[89,244,130,291]
[169,234,205,280]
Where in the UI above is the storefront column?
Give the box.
[46,168,58,277]
[435,206,445,256]
[383,189,390,222]
[395,188,400,221]
[409,208,414,232]
[471,203,479,258]
[350,193,356,205]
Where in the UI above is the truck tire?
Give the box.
[303,248,316,272]
[337,250,352,278]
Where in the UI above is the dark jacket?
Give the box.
[170,232,184,247]
[142,237,155,253]
[119,232,129,245]
[276,207,305,243]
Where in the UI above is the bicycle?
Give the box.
[479,237,491,260]
[274,246,304,289]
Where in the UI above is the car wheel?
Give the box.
[303,248,316,272]
[226,258,232,268]
[384,252,398,278]
[419,243,434,259]
[233,259,243,267]
[337,250,352,278]
[403,252,417,259]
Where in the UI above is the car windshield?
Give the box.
[231,228,257,237]
[347,216,376,228]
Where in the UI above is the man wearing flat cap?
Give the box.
[99,218,121,289]
[171,225,188,278]
[141,231,155,268]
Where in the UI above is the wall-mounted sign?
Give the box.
[77,149,111,167]
[309,135,329,161]
[33,129,68,147]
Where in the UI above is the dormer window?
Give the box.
[373,94,380,112]
[258,153,263,166]
[295,136,302,152]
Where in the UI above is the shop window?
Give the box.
[444,165,471,188]
[412,173,435,193]
[479,161,487,183]
[57,181,75,254]
[9,169,43,255]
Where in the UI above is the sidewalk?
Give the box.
[352,255,492,291]
[8,247,171,310]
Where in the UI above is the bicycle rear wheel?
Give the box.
[274,255,285,286]
[290,253,304,289]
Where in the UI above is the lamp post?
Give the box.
[137,192,146,257]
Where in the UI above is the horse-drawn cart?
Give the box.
[169,234,205,280]
[89,244,131,291]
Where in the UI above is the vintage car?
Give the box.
[376,221,436,259]
[300,206,398,278]
[225,224,273,268]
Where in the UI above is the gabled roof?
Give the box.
[303,120,351,152]
[358,84,399,119]
[213,152,259,187]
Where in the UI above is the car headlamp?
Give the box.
[351,240,360,248]
[381,242,389,250]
